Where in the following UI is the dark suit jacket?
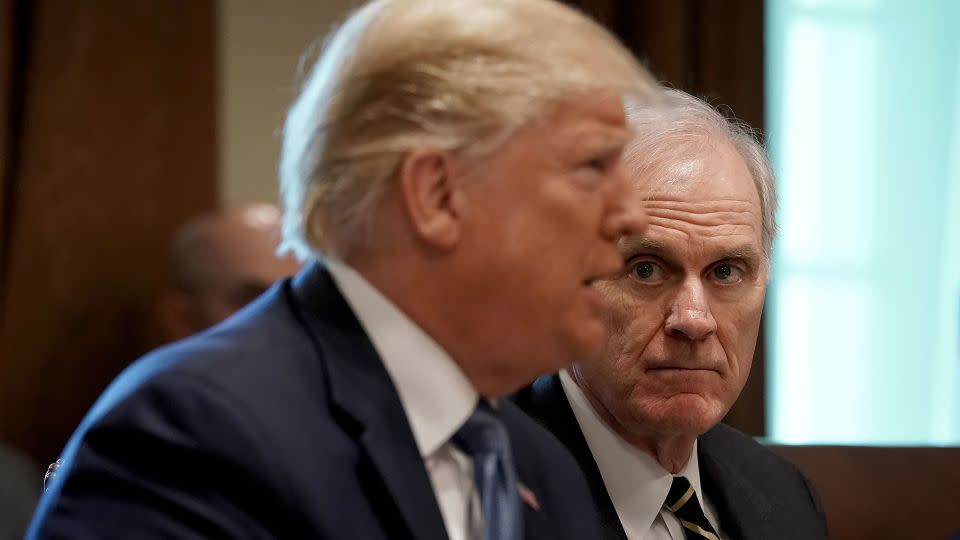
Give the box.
[515,375,830,540]
[27,264,605,539]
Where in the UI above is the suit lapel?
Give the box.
[516,376,627,540]
[698,431,778,540]
[291,263,449,540]
[519,375,787,540]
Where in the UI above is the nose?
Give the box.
[600,169,648,241]
[664,278,717,341]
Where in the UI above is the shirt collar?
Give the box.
[559,369,705,537]
[327,258,477,458]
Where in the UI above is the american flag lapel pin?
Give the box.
[518,483,540,511]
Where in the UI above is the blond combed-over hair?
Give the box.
[279,0,659,259]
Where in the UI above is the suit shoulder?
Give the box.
[702,423,803,474]
[79,281,328,450]
[701,425,828,537]
[164,281,316,377]
[500,399,573,463]
[702,423,822,508]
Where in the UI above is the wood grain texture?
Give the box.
[0,0,217,462]
[771,444,960,539]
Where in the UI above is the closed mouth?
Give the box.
[647,366,719,373]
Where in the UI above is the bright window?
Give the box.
[766,0,960,444]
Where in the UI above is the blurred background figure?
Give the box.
[155,204,302,342]
[0,443,39,540]
[38,204,299,500]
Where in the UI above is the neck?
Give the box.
[573,374,697,474]
[637,433,696,474]
[346,249,514,398]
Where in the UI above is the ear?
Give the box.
[397,148,465,250]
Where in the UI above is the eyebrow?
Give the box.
[618,236,666,255]
[720,245,765,263]
[619,236,765,264]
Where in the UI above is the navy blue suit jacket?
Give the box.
[515,375,830,540]
[28,264,605,539]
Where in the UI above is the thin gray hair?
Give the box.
[624,89,778,258]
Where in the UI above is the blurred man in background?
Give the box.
[155,203,302,342]
[517,90,829,539]
[38,203,301,493]
[28,0,657,538]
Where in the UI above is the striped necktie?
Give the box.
[664,476,720,540]
[452,401,523,540]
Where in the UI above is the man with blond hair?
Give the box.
[517,90,829,539]
[28,0,657,538]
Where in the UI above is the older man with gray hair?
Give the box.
[27,0,657,538]
[517,89,829,539]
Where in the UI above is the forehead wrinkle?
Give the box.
[643,197,760,228]
[619,197,763,258]
[645,209,759,231]
[645,218,761,250]
[628,215,762,258]
[642,197,757,211]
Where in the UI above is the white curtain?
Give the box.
[766,0,960,444]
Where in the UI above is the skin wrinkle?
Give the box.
[572,135,767,473]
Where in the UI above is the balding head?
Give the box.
[158,204,302,341]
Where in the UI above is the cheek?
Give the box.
[591,287,658,383]
[600,286,662,350]
[597,283,632,337]
[716,297,766,373]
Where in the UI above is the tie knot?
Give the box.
[453,401,509,457]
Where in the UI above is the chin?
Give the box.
[639,395,725,436]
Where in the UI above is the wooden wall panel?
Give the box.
[0,0,217,463]
[772,445,960,539]
[1,0,15,310]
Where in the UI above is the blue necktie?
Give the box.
[452,402,523,540]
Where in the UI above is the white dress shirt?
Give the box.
[327,259,481,540]
[559,370,722,540]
